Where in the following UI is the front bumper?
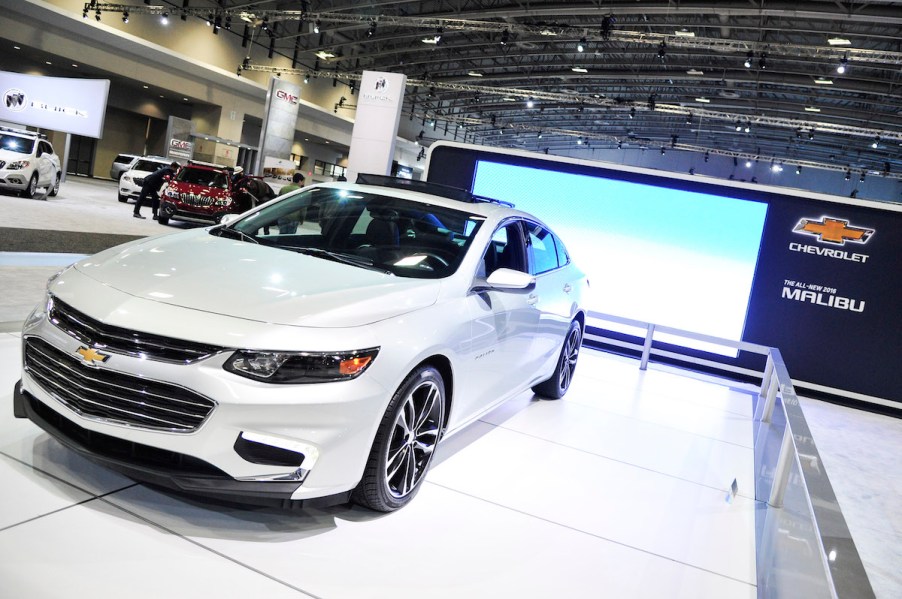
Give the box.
[17,303,390,508]
[0,170,30,191]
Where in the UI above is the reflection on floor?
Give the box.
[1,332,763,598]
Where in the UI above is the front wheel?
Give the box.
[49,173,61,197]
[22,173,38,198]
[532,319,582,399]
[353,366,446,512]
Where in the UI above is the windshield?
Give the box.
[215,186,485,279]
[176,167,230,189]
[0,134,35,154]
[132,160,166,172]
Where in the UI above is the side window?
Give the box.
[527,223,560,275]
[480,221,527,277]
[40,142,53,156]
[553,232,570,267]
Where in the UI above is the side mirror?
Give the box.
[472,268,535,293]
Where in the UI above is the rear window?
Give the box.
[113,154,136,165]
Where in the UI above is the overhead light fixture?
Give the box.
[629,107,635,118]
[745,160,752,168]
[814,77,834,85]
[313,20,321,34]
[576,137,583,145]
[571,66,588,73]
[844,170,851,181]
[500,30,510,45]
[367,20,377,37]
[675,29,695,37]
[804,106,821,112]
[837,55,849,74]
[827,37,852,46]
[467,71,483,77]
[526,98,535,108]
[744,122,751,133]
[859,171,866,182]
[744,51,753,68]
[796,166,802,175]
[695,97,710,103]
[421,36,439,45]
[577,37,586,52]
[160,12,169,25]
[122,11,129,23]
[315,50,336,59]
[735,120,743,132]
[871,135,880,149]
[758,53,767,69]
[686,69,704,76]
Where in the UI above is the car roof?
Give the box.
[311,181,537,222]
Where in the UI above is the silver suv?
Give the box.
[0,127,61,198]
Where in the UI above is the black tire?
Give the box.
[157,214,170,225]
[118,193,128,203]
[353,366,446,512]
[49,173,61,197]
[532,319,582,399]
[22,173,38,199]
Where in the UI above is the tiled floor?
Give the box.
[1,178,899,598]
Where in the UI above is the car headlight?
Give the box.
[224,347,379,384]
[214,197,232,206]
[164,188,179,199]
[7,159,30,170]
[122,175,132,184]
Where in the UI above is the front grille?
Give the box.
[180,193,215,206]
[49,296,223,364]
[24,337,217,432]
[134,177,146,186]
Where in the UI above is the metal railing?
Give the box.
[585,310,875,599]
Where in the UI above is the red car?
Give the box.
[158,161,260,226]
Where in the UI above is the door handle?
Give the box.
[527,294,538,305]
[563,283,572,293]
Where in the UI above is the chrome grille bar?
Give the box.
[49,296,223,364]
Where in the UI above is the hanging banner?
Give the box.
[346,71,407,182]
[0,70,109,138]
[254,77,301,176]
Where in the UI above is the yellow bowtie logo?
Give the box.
[76,346,110,366]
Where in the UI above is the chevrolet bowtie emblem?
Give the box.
[793,217,874,245]
[76,346,110,366]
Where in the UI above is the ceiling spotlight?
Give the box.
[758,53,767,69]
[648,93,656,111]
[796,166,802,175]
[629,107,635,119]
[871,136,880,149]
[367,20,377,37]
[526,98,535,108]
[745,160,752,168]
[122,11,129,23]
[660,146,666,155]
[744,122,751,133]
[577,37,586,52]
[844,170,851,181]
[576,137,583,145]
[744,51,753,68]
[304,73,310,84]
[686,113,692,125]
[859,171,866,182]
[828,37,852,46]
[837,55,849,74]
[704,151,710,162]
[500,30,510,45]
[657,42,666,60]
[161,12,169,25]
[314,20,321,34]
[537,130,543,139]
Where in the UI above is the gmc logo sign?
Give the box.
[170,139,192,150]
[276,89,299,105]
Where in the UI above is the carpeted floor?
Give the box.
[0,227,144,255]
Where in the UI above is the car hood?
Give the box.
[72,229,441,328]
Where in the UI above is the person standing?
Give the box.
[278,172,306,196]
[134,161,180,219]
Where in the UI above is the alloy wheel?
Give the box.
[557,326,582,391]
[384,379,442,499]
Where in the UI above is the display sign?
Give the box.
[0,70,109,138]
[426,142,902,407]
[346,71,407,181]
[168,138,193,160]
[254,77,301,174]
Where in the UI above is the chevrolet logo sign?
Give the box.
[793,217,874,245]
[76,346,110,366]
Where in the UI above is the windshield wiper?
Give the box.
[292,247,393,274]
[212,225,259,244]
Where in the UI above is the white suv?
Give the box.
[117,156,171,203]
[0,127,61,198]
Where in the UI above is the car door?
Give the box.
[525,222,581,368]
[454,220,539,425]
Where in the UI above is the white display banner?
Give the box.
[346,71,407,182]
[0,70,110,138]
[254,77,301,175]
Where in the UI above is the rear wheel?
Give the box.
[353,366,445,512]
[156,214,170,225]
[532,319,582,399]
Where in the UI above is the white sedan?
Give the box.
[14,176,588,512]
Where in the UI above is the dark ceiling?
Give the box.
[82,1,902,177]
